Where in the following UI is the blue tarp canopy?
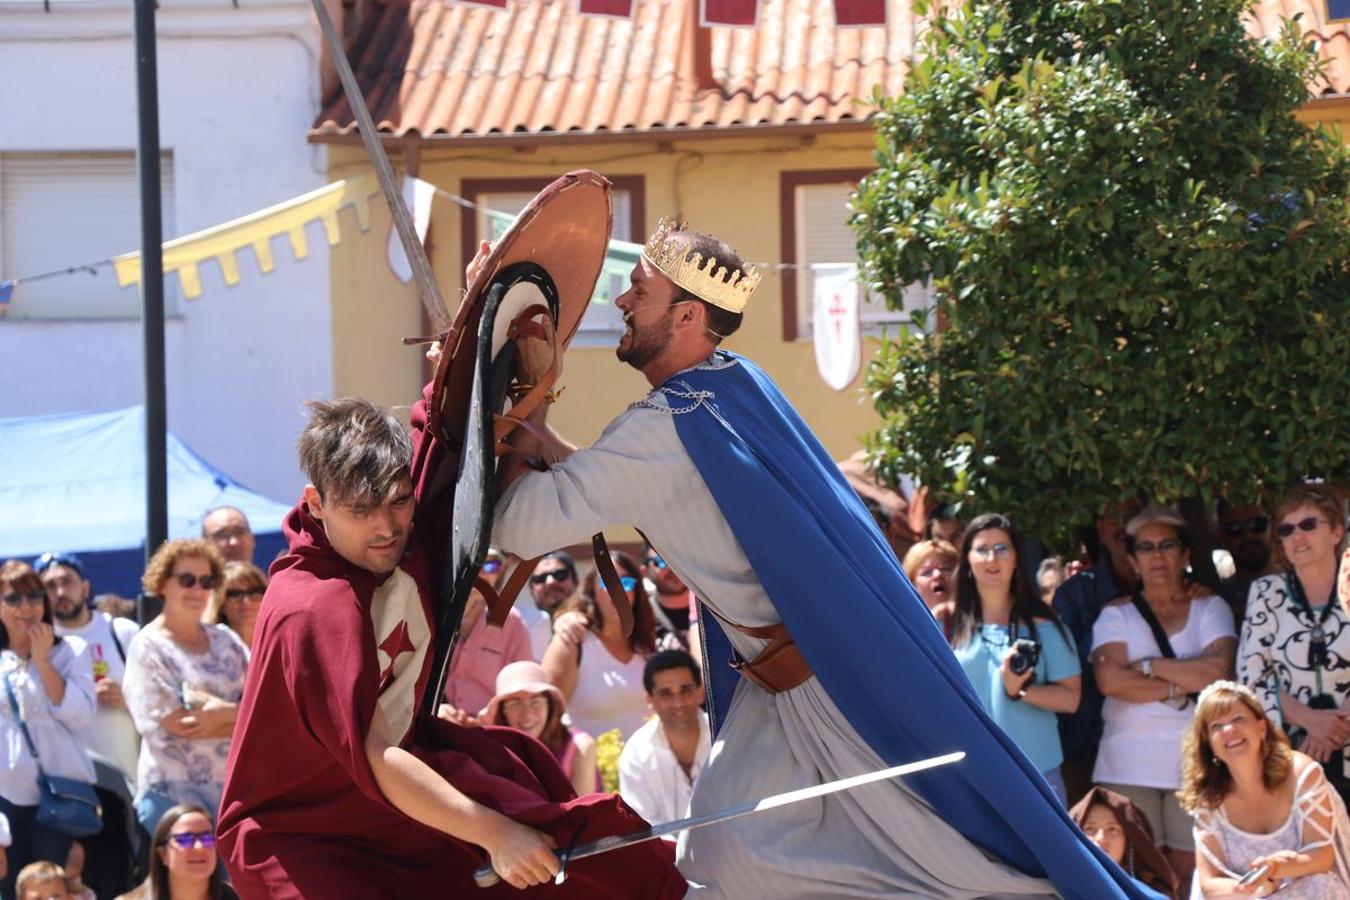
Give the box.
[0,407,291,597]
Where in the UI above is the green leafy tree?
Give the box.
[852,0,1350,545]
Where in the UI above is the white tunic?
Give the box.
[494,376,1056,898]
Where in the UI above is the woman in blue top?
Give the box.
[950,513,1081,805]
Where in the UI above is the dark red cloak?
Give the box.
[217,391,683,899]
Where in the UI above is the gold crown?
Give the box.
[641,218,760,313]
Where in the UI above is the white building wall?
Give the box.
[0,0,332,506]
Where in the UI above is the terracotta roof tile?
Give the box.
[1245,0,1350,94]
[313,0,1350,142]
[313,0,911,140]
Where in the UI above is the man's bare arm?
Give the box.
[363,705,558,889]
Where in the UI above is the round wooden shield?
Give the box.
[430,169,613,444]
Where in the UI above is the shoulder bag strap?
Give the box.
[1129,592,1178,659]
[107,613,128,663]
[3,669,45,772]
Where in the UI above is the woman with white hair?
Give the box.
[1091,504,1236,883]
[1238,483,1350,805]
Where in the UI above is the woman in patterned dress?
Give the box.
[1237,484,1349,803]
[1181,681,1350,898]
[123,540,249,833]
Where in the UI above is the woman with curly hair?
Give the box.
[1180,680,1350,898]
[542,551,656,740]
[123,540,249,835]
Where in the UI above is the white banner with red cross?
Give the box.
[811,263,861,391]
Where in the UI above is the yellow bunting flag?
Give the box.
[112,175,378,299]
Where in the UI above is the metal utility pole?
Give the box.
[133,0,167,623]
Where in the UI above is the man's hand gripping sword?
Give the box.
[473,750,967,888]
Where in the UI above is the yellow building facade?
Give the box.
[325,129,886,458]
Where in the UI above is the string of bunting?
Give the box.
[0,176,849,307]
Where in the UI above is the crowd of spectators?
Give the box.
[0,510,255,899]
[9,468,1350,899]
[920,482,1350,896]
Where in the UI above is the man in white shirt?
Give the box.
[618,650,710,833]
[36,552,141,781]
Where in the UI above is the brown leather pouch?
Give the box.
[729,622,812,694]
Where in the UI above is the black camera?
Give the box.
[1009,638,1041,676]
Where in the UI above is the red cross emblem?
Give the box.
[378,621,415,692]
[826,291,849,340]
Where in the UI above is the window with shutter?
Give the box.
[0,152,176,319]
[790,180,929,340]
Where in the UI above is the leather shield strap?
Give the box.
[728,622,812,694]
[485,535,635,635]
[486,558,538,629]
[591,533,636,639]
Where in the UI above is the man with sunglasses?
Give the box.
[1215,500,1275,621]
[491,221,1148,897]
[36,552,141,782]
[641,546,697,654]
[524,552,578,659]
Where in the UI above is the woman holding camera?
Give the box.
[949,514,1081,805]
[1092,504,1236,884]
[1237,484,1350,805]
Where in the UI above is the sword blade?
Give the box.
[474,750,965,888]
[307,0,450,332]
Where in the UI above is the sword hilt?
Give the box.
[474,824,581,888]
[472,849,568,889]
[472,862,503,889]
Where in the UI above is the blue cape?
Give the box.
[664,353,1160,900]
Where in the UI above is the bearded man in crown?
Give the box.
[492,220,1160,898]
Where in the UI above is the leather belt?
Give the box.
[728,622,812,694]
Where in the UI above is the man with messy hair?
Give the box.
[217,395,682,897]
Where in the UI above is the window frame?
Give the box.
[779,168,926,342]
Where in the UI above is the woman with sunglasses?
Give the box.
[117,803,237,900]
[542,551,657,740]
[948,515,1081,805]
[123,540,249,836]
[203,562,266,650]
[1092,504,1236,883]
[0,560,96,900]
[1238,483,1350,805]
[438,549,533,725]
